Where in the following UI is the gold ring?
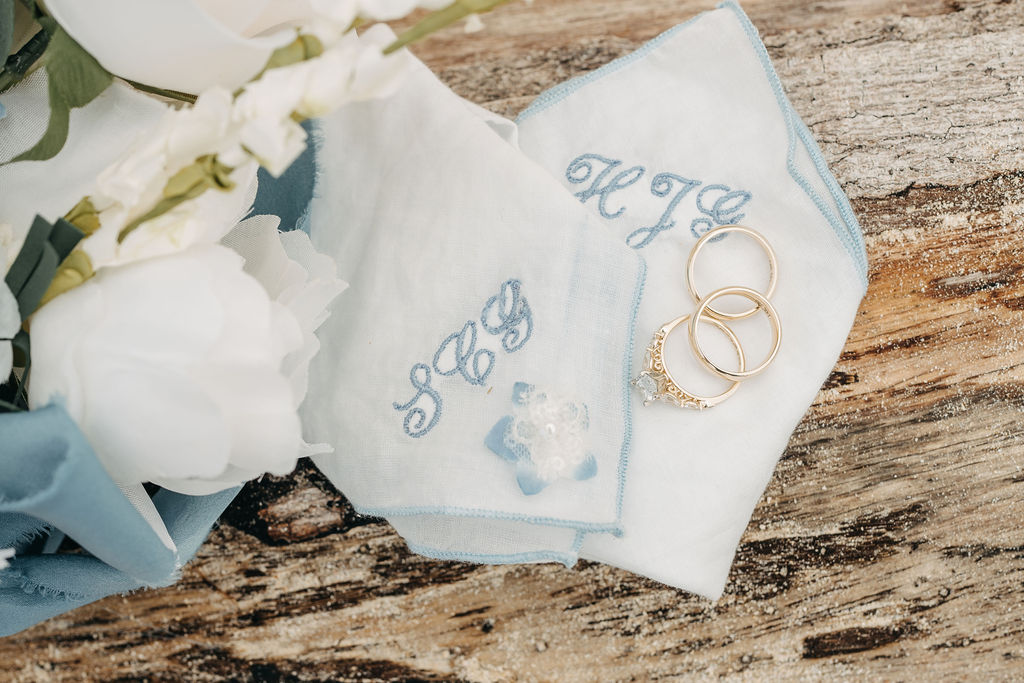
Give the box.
[688,286,781,382]
[633,313,746,410]
[686,224,777,321]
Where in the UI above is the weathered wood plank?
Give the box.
[3,0,1024,680]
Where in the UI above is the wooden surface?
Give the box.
[4,0,1024,679]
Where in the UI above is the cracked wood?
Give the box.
[2,0,1023,680]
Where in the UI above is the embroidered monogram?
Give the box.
[392,363,442,439]
[565,153,646,220]
[395,279,534,438]
[565,152,754,248]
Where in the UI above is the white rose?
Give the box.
[28,243,307,494]
[0,281,19,382]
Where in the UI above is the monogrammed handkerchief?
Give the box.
[304,51,645,560]
[512,1,867,597]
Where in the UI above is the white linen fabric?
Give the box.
[510,1,867,598]
[304,52,646,562]
[321,2,867,598]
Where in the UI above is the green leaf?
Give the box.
[263,34,323,72]
[5,17,112,163]
[39,248,91,308]
[117,155,235,243]
[384,0,509,54]
[4,214,50,294]
[3,214,86,317]
[14,240,57,315]
[1,0,13,61]
[48,217,84,262]
[63,196,101,235]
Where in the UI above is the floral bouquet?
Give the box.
[0,0,506,636]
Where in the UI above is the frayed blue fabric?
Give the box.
[0,404,241,636]
[251,120,320,235]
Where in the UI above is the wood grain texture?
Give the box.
[3,0,1024,680]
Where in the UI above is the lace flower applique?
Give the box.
[485,382,597,495]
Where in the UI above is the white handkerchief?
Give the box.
[513,1,867,598]
[304,52,645,559]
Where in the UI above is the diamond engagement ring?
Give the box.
[633,313,745,410]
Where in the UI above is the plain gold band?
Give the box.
[688,286,781,382]
[686,224,778,321]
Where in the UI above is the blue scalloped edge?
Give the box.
[402,541,578,569]
[353,250,647,558]
[517,1,868,291]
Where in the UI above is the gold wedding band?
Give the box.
[633,313,745,410]
[686,224,777,321]
[688,286,781,382]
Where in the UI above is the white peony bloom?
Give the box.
[29,244,307,494]
[0,281,19,383]
[222,215,348,454]
[0,223,20,277]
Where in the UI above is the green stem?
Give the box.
[124,79,197,104]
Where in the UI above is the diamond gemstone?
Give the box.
[634,372,659,404]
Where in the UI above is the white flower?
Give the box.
[81,88,258,270]
[44,0,297,94]
[233,24,411,174]
[0,548,14,571]
[222,215,347,453]
[45,0,445,94]
[0,281,18,382]
[86,161,259,270]
[28,243,307,494]
[0,223,21,277]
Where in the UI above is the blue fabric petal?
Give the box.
[484,416,520,462]
[0,512,50,550]
[0,404,240,637]
[515,460,549,496]
[573,453,598,481]
[511,382,533,405]
[0,405,176,583]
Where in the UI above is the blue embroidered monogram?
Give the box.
[396,279,534,438]
[564,152,754,248]
[392,363,442,438]
[565,153,645,219]
[485,382,598,496]
[433,321,495,386]
[627,172,701,248]
[691,184,752,239]
[480,279,534,353]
